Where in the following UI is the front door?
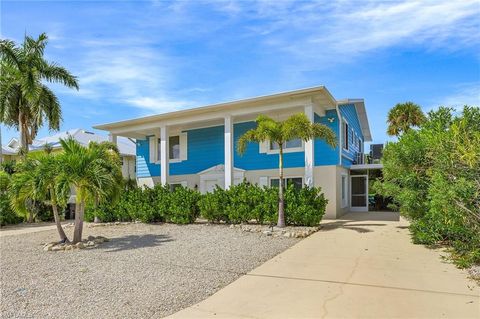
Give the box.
[350,175,368,211]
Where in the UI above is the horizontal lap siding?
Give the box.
[339,104,364,168]
[234,121,304,170]
[314,110,340,166]
[136,138,159,178]
[136,113,343,178]
[173,126,224,175]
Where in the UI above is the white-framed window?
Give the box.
[342,120,349,150]
[264,138,303,154]
[149,133,187,164]
[341,174,348,208]
[270,177,303,190]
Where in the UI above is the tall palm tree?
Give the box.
[9,152,70,240]
[58,138,122,243]
[237,113,337,227]
[387,102,426,137]
[0,33,79,153]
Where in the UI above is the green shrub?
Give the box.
[198,186,229,222]
[0,194,22,226]
[376,106,480,267]
[285,185,327,226]
[199,182,328,226]
[168,186,200,224]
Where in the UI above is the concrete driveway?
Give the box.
[169,212,480,318]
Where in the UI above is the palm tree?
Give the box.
[0,33,79,153]
[9,153,70,240]
[237,113,337,227]
[57,138,122,243]
[387,102,426,137]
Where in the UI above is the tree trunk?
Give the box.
[277,145,286,228]
[72,201,84,243]
[18,111,29,155]
[28,209,34,223]
[52,203,69,243]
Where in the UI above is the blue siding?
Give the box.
[339,104,364,168]
[234,121,305,170]
[136,138,159,178]
[137,111,347,178]
[314,110,340,166]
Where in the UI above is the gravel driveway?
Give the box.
[0,223,299,318]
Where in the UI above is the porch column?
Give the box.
[224,115,234,189]
[160,126,169,185]
[304,103,315,187]
[108,133,117,145]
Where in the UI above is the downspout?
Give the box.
[335,103,342,166]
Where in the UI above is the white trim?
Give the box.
[224,115,234,189]
[160,126,169,185]
[342,118,349,151]
[266,140,304,154]
[304,103,314,187]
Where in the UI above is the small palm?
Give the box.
[237,113,336,227]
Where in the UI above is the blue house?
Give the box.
[94,86,374,218]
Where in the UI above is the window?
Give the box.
[169,136,180,160]
[150,133,187,163]
[270,177,303,190]
[343,121,349,150]
[270,138,302,151]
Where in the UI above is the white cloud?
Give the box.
[434,83,480,111]
[235,0,480,65]
[68,41,193,113]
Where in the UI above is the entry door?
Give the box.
[350,175,368,211]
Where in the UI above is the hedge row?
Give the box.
[85,182,328,227]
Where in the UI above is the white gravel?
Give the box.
[0,223,299,318]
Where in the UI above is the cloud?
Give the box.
[234,0,480,65]
[434,83,480,111]
[67,41,193,113]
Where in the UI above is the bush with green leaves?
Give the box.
[168,186,201,224]
[285,185,328,226]
[375,106,480,267]
[199,181,327,226]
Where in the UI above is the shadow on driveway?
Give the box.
[320,211,400,233]
[100,234,174,252]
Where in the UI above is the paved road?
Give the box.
[169,212,480,318]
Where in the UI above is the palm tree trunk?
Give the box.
[18,111,29,154]
[73,201,83,243]
[50,190,68,242]
[52,203,68,242]
[277,145,286,228]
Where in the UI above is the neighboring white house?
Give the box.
[4,129,136,179]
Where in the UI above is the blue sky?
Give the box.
[1,0,479,145]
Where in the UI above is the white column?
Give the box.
[304,104,315,187]
[224,115,234,189]
[160,126,169,185]
[108,133,117,144]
